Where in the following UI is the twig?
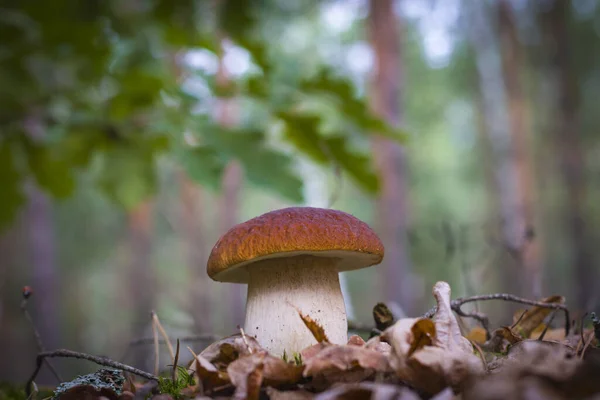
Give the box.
[152,311,176,362]
[20,286,63,383]
[238,325,253,354]
[172,339,180,382]
[510,310,528,330]
[580,331,595,359]
[26,349,158,396]
[424,293,570,336]
[469,339,488,373]
[537,310,557,341]
[152,312,160,376]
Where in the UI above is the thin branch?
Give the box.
[152,311,176,362]
[21,288,63,383]
[172,339,181,382]
[26,349,158,396]
[537,310,557,341]
[424,293,570,336]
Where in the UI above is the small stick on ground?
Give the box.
[424,293,570,336]
[238,325,253,354]
[152,312,160,376]
[25,349,158,396]
[152,311,176,362]
[172,339,180,382]
[537,310,557,341]
[21,286,62,383]
[511,310,528,330]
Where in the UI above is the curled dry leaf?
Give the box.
[199,333,262,370]
[227,351,266,400]
[365,335,392,357]
[383,282,484,396]
[511,295,565,338]
[294,306,330,343]
[301,342,331,362]
[190,354,230,393]
[303,344,391,384]
[465,339,600,399]
[313,382,420,400]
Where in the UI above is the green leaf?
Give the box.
[276,111,329,164]
[0,142,25,229]
[324,137,380,194]
[178,146,226,191]
[300,67,409,143]
[96,147,156,210]
[24,139,75,198]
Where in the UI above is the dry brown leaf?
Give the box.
[407,318,436,357]
[262,354,305,387]
[465,339,600,399]
[303,344,391,384]
[295,306,330,343]
[465,326,487,344]
[383,281,484,396]
[190,353,230,393]
[432,281,474,353]
[365,335,392,357]
[512,295,564,338]
[199,333,262,370]
[300,342,331,362]
[347,335,366,346]
[266,387,315,400]
[227,351,266,400]
[313,382,420,400]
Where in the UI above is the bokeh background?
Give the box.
[1,0,599,385]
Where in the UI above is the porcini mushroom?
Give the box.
[207,207,384,356]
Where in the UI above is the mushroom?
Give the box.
[207,207,384,356]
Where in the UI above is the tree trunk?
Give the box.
[467,0,530,297]
[179,172,211,333]
[497,0,542,297]
[368,0,414,315]
[216,42,246,328]
[539,2,594,312]
[127,201,155,368]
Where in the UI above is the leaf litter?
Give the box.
[32,281,600,400]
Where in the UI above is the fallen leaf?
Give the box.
[227,351,266,400]
[512,296,564,338]
[300,342,331,362]
[294,306,329,343]
[383,282,484,396]
[432,282,473,354]
[407,318,436,357]
[266,387,315,400]
[190,354,230,393]
[465,326,487,344]
[313,382,420,400]
[365,336,392,357]
[262,354,305,386]
[199,333,262,371]
[373,302,395,331]
[347,335,366,346]
[303,344,391,384]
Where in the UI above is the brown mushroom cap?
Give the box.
[207,207,384,283]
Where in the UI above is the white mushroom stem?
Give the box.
[244,255,348,356]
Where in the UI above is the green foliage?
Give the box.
[0,0,408,230]
[157,366,195,400]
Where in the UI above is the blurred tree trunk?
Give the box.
[468,1,529,297]
[216,42,246,329]
[539,2,594,312]
[179,172,211,333]
[127,201,155,368]
[368,0,414,315]
[497,0,541,297]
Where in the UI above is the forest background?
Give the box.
[1,0,599,385]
